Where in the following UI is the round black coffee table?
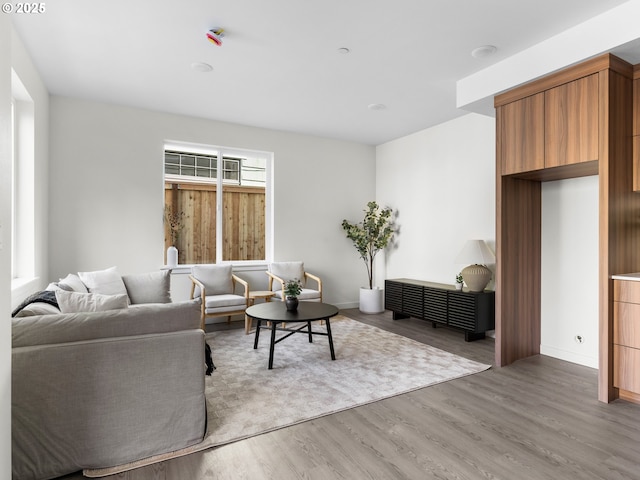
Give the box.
[246,301,339,369]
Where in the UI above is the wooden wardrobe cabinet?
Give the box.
[544,73,599,168]
[498,74,599,176]
[494,53,639,404]
[499,93,544,175]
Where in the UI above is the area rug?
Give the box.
[85,316,490,477]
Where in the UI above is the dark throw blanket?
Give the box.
[205,342,215,375]
[11,290,59,318]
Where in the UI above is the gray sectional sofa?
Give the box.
[11,268,208,480]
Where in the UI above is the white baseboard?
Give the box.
[540,344,598,369]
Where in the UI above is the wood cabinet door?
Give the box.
[545,74,599,168]
[614,345,640,393]
[614,301,640,349]
[499,93,545,175]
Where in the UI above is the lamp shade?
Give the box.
[455,239,495,265]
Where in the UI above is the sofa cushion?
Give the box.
[204,293,247,309]
[192,264,233,296]
[59,273,89,293]
[55,290,129,314]
[78,266,128,297]
[122,270,171,304]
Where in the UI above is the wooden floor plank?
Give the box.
[58,309,640,480]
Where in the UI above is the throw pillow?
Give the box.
[45,282,74,292]
[191,264,233,296]
[55,290,129,314]
[78,266,128,297]
[58,273,89,293]
[122,270,172,304]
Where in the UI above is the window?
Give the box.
[11,70,35,283]
[164,151,243,184]
[163,142,272,264]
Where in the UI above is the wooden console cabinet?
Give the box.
[385,279,495,342]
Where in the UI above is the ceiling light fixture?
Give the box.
[471,45,497,58]
[191,62,213,73]
[368,103,386,111]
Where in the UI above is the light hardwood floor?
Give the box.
[61,309,640,480]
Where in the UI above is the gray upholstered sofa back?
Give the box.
[11,300,207,480]
[12,300,201,347]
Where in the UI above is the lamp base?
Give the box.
[461,264,491,292]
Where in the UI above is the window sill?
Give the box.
[163,261,270,275]
[11,276,40,309]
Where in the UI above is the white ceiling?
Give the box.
[10,0,638,145]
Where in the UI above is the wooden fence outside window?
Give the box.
[164,182,266,264]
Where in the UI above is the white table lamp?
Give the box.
[455,240,495,292]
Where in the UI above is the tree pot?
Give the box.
[359,287,384,314]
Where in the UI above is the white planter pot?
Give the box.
[359,287,384,314]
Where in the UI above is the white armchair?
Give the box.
[266,261,322,302]
[189,264,249,330]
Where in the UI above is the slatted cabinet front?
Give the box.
[385,279,495,342]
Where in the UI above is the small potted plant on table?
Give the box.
[283,279,302,311]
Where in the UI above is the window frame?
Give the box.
[163,141,273,266]
[10,69,36,288]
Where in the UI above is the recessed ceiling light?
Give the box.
[471,45,497,58]
[337,47,350,54]
[368,103,386,111]
[191,62,213,73]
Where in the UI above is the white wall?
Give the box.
[0,14,12,480]
[376,113,600,368]
[541,176,599,368]
[375,113,496,287]
[48,96,375,307]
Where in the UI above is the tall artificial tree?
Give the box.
[342,201,395,289]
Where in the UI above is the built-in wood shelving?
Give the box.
[494,54,640,403]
